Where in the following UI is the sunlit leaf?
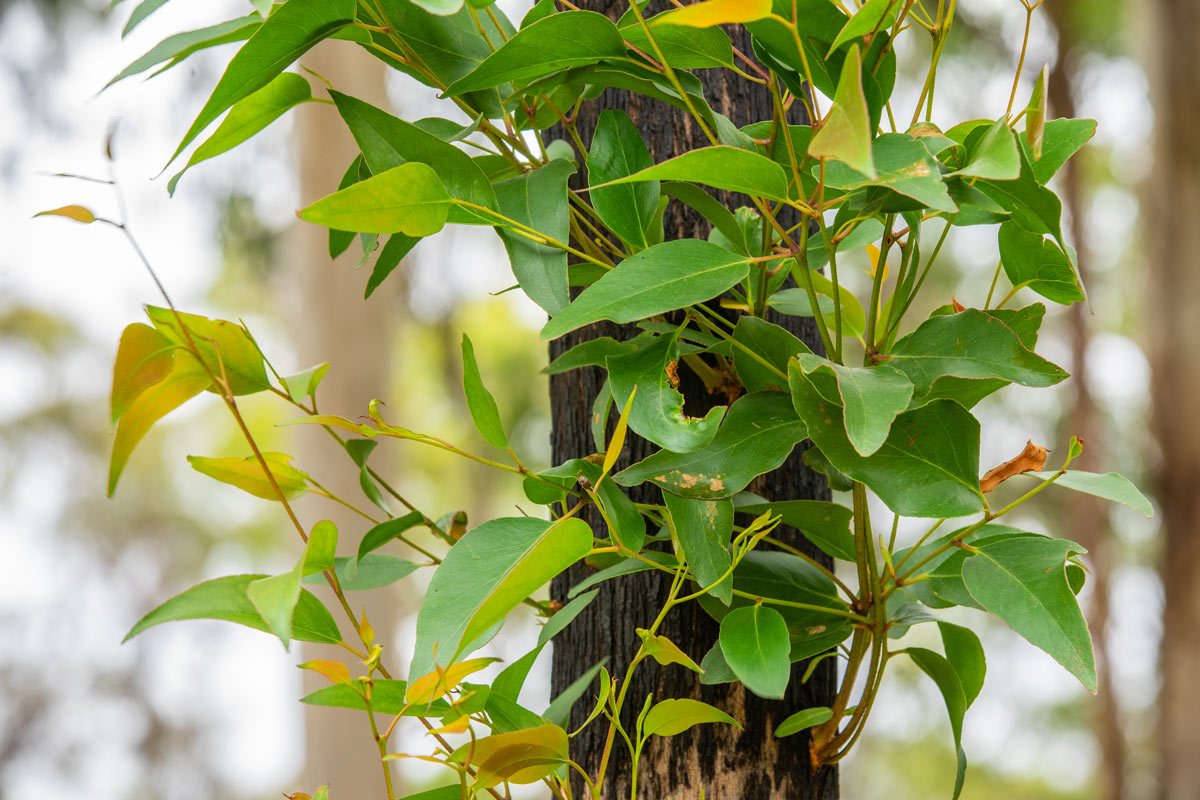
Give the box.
[34,204,96,224]
[808,44,874,178]
[298,162,452,237]
[186,452,309,501]
[652,0,773,28]
[719,604,791,698]
[641,698,740,737]
[1023,470,1153,517]
[774,706,833,737]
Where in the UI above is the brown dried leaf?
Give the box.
[951,297,966,313]
[980,439,1048,493]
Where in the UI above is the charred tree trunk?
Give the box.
[548,6,838,799]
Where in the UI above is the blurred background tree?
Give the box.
[2,0,1192,798]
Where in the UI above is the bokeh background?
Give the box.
[1,0,1194,797]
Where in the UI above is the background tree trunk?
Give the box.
[1146,2,1200,799]
[549,6,839,798]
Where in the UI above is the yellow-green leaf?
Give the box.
[451,724,568,788]
[297,162,452,237]
[35,204,96,224]
[186,452,309,501]
[111,323,174,424]
[1025,65,1048,160]
[299,659,352,686]
[642,697,740,737]
[808,44,875,179]
[406,657,502,704]
[653,0,773,28]
[637,629,704,673]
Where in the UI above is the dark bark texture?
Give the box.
[548,6,839,798]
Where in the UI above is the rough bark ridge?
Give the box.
[549,6,839,798]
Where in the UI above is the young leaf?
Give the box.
[794,354,914,457]
[461,334,509,449]
[450,725,568,787]
[409,517,593,683]
[606,330,725,453]
[298,163,452,237]
[637,629,704,673]
[169,72,313,194]
[186,452,309,501]
[299,659,352,686]
[1023,470,1153,517]
[406,657,501,704]
[111,323,174,424]
[544,659,608,726]
[167,0,357,166]
[952,118,1020,180]
[493,159,575,314]
[281,362,330,404]
[663,493,733,604]
[997,222,1085,305]
[641,698,741,737]
[774,706,833,738]
[734,498,855,562]
[651,0,772,28]
[821,133,956,212]
[443,11,626,95]
[124,574,341,645]
[808,44,875,178]
[961,535,1096,692]
[303,554,422,591]
[1028,118,1097,185]
[34,205,97,224]
[246,564,305,648]
[829,0,901,52]
[1024,66,1048,160]
[541,240,750,340]
[719,605,792,699]
[616,392,808,500]
[587,110,659,249]
[143,307,271,396]
[593,145,791,203]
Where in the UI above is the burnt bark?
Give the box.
[548,6,838,798]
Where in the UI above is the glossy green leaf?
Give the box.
[541,240,750,340]
[1024,470,1153,517]
[622,14,733,68]
[616,392,807,500]
[302,679,431,715]
[734,500,854,562]
[125,574,341,645]
[567,551,677,599]
[661,182,746,252]
[719,605,791,698]
[594,474,647,553]
[997,222,1085,304]
[953,118,1020,180]
[144,306,270,396]
[808,44,874,178]
[905,647,970,799]
[607,330,725,453]
[169,72,312,194]
[492,590,598,700]
[1024,66,1048,160]
[731,316,812,393]
[1029,118,1097,184]
[544,659,608,726]
[460,334,509,449]
[822,133,956,212]
[493,159,574,314]
[664,493,733,604]
[888,308,1070,398]
[595,145,791,203]
[775,706,833,737]
[795,354,914,456]
[109,350,210,496]
[587,110,658,249]
[168,0,356,166]
[105,14,259,89]
[638,629,703,672]
[410,516,593,682]
[962,535,1096,691]
[186,452,309,501]
[829,0,901,52]
[642,698,740,737]
[790,365,983,518]
[354,510,426,569]
[247,560,305,648]
[298,162,451,237]
[121,0,170,37]
[444,11,626,95]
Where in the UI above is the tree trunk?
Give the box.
[1146,2,1200,799]
[549,7,838,799]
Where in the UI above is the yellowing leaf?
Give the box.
[299,659,352,685]
[34,204,96,223]
[653,0,773,28]
[637,629,703,673]
[602,386,637,478]
[406,657,501,704]
[186,452,310,501]
[451,724,568,788]
[111,323,174,424]
[808,44,875,179]
[863,244,889,281]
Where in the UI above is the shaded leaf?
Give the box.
[461,334,508,449]
[588,110,658,249]
[997,222,1084,304]
[953,118,1020,180]
[775,706,833,737]
[735,498,855,562]
[829,0,901,52]
[111,323,174,424]
[719,604,791,698]
[664,494,733,604]
[493,159,574,313]
[795,354,914,456]
[594,145,791,203]
[822,133,955,211]
[905,647,969,799]
[731,316,812,393]
[544,659,607,725]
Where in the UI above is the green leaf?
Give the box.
[795,354,914,456]
[186,452,309,501]
[1024,67,1048,160]
[1029,118,1096,184]
[594,145,791,203]
[302,520,339,576]
[567,551,677,599]
[460,334,509,449]
[298,162,452,237]
[587,110,658,249]
[493,159,575,314]
[544,659,608,726]
[247,562,305,648]
[144,307,271,396]
[616,392,807,500]
[888,308,1070,397]
[822,133,956,212]
[730,316,812,393]
[622,14,733,68]
[962,535,1096,691]
[354,511,427,569]
[664,494,733,604]
[637,630,703,673]
[1024,470,1153,517]
[169,72,312,194]
[734,499,855,562]
[541,240,750,340]
[121,0,170,37]
[829,0,901,52]
[719,605,791,698]
[365,234,420,299]
[607,330,725,453]
[976,146,1063,244]
[790,365,983,518]
[953,118,1020,180]
[105,14,259,90]
[641,698,740,738]
[302,679,433,715]
[444,11,626,95]
[905,647,970,799]
[303,553,422,591]
[939,621,986,708]
[808,44,874,178]
[546,335,649,375]
[775,706,833,737]
[451,725,567,788]
[168,0,356,166]
[997,222,1085,305]
[125,574,341,644]
[109,350,210,496]
[411,0,464,14]
[492,590,598,699]
[594,475,647,553]
[661,182,746,252]
[282,362,330,404]
[409,517,593,682]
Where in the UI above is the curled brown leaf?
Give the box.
[980,439,1048,493]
